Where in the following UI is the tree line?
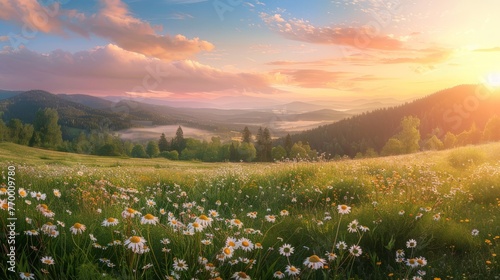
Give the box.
[0,108,319,162]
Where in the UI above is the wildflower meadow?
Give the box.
[1,142,499,279]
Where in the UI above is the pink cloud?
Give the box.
[0,0,214,60]
[273,69,349,88]
[261,13,405,50]
[0,45,277,96]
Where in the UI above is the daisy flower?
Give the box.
[285,265,300,276]
[141,214,159,225]
[53,189,61,198]
[273,271,285,279]
[188,222,204,232]
[416,256,427,267]
[280,210,289,216]
[0,199,8,211]
[246,212,257,219]
[25,229,39,236]
[325,251,337,261]
[406,258,419,268]
[303,255,326,270]
[222,246,234,259]
[232,271,251,280]
[70,223,86,235]
[347,220,359,233]
[349,245,363,257]
[230,219,243,228]
[122,207,140,218]
[102,217,119,227]
[239,238,255,252]
[336,241,348,250]
[265,215,276,223]
[173,258,189,271]
[471,229,479,236]
[18,188,28,198]
[146,199,156,207]
[337,204,351,214]
[398,210,405,215]
[406,239,417,248]
[279,244,294,257]
[196,214,213,227]
[41,256,55,265]
[226,237,239,248]
[208,209,219,218]
[124,236,147,254]
[30,192,46,201]
[19,272,35,279]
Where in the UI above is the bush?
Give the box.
[159,150,179,160]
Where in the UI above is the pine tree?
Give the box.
[158,133,169,152]
[171,126,186,154]
[284,133,293,157]
[242,126,251,143]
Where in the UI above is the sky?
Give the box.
[1,0,500,103]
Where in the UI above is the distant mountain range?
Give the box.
[285,84,500,157]
[1,89,389,140]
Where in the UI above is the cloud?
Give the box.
[261,13,405,50]
[0,35,9,42]
[273,69,349,88]
[0,45,278,96]
[0,0,214,60]
[382,48,453,64]
[168,12,194,20]
[474,47,500,52]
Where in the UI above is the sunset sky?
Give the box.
[1,0,500,102]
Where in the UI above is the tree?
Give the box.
[131,144,148,158]
[284,133,293,157]
[290,142,308,159]
[171,126,186,155]
[424,135,444,150]
[0,117,7,142]
[229,142,239,162]
[396,116,421,153]
[271,145,287,161]
[242,126,251,143]
[256,127,272,162]
[31,108,63,148]
[483,115,500,142]
[146,140,160,158]
[97,143,120,156]
[381,138,404,156]
[443,132,457,149]
[238,142,256,162]
[159,150,179,160]
[158,133,170,152]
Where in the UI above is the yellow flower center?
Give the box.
[290,266,297,272]
[228,241,236,247]
[73,223,82,229]
[309,255,321,263]
[130,236,141,243]
[0,187,6,192]
[144,214,155,220]
[107,218,116,222]
[1,203,8,210]
[233,219,241,224]
[127,208,135,213]
[242,241,250,247]
[237,272,248,278]
[341,205,347,210]
[199,215,209,220]
[224,247,231,255]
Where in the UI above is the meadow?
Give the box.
[0,142,499,279]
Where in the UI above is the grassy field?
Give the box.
[1,142,499,279]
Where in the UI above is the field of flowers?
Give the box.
[1,142,499,279]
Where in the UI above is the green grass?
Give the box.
[1,142,499,279]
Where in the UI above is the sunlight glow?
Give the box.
[486,73,500,87]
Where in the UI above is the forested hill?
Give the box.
[0,90,132,131]
[287,84,500,157]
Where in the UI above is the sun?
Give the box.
[485,72,500,87]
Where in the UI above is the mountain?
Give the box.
[58,94,114,110]
[286,84,500,157]
[0,90,133,138]
[0,90,23,100]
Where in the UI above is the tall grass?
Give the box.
[1,143,499,279]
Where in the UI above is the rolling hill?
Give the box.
[286,84,500,157]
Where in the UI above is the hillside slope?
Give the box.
[287,84,500,157]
